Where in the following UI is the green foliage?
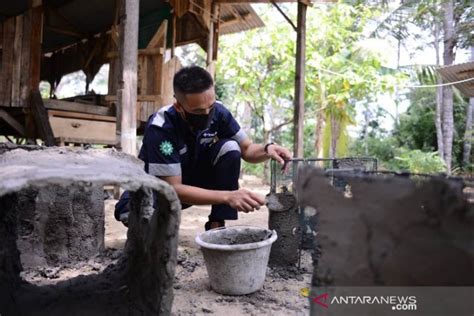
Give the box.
[392,149,446,174]
[217,7,296,158]
[349,136,398,167]
[305,3,405,158]
[241,160,264,177]
[39,81,51,99]
[395,87,468,169]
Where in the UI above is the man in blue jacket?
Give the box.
[115,66,291,230]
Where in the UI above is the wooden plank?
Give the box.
[154,55,164,95]
[147,20,168,49]
[31,91,55,146]
[0,18,15,107]
[140,101,150,122]
[105,94,162,102]
[108,48,163,59]
[108,56,119,95]
[206,3,216,77]
[138,95,161,102]
[0,22,3,49]
[162,57,180,105]
[49,116,116,144]
[139,47,165,56]
[138,55,147,95]
[43,99,114,116]
[29,6,42,93]
[20,9,32,108]
[11,16,23,107]
[48,110,117,122]
[171,14,176,57]
[0,109,26,135]
[147,56,156,94]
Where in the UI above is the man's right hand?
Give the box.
[225,189,265,213]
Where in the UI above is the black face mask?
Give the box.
[184,107,214,131]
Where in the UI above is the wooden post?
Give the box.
[29,4,43,95]
[206,2,218,78]
[24,2,44,142]
[11,16,23,107]
[0,18,15,107]
[31,91,55,146]
[293,1,306,158]
[117,0,139,156]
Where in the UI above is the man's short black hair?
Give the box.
[173,66,214,97]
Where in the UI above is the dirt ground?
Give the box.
[21,175,313,315]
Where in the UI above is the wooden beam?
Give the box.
[31,91,55,146]
[29,6,43,93]
[213,4,221,62]
[43,99,114,116]
[171,14,176,57]
[206,2,218,78]
[107,47,164,59]
[271,1,296,31]
[48,110,116,122]
[117,0,139,155]
[105,94,162,102]
[0,109,26,136]
[11,16,23,107]
[20,8,32,108]
[0,18,15,107]
[147,20,168,49]
[293,1,306,157]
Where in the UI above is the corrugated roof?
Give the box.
[219,4,264,35]
[437,61,474,97]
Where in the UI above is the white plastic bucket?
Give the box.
[195,226,277,295]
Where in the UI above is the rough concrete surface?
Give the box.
[12,184,104,269]
[0,145,181,315]
[296,167,474,287]
[267,192,300,266]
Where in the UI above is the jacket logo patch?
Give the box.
[160,141,174,156]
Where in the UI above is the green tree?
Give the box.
[394,87,468,170]
[217,12,295,179]
[306,4,404,158]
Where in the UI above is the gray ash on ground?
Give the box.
[20,248,122,285]
[269,266,305,281]
[177,249,199,273]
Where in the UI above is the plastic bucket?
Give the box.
[195,226,278,295]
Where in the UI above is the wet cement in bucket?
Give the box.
[202,228,272,245]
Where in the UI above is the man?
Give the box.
[115,66,291,230]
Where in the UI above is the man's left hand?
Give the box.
[266,144,292,165]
